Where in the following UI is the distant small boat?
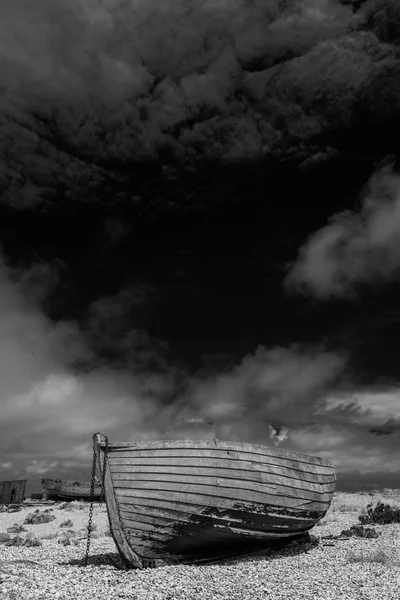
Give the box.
[30,493,44,500]
[93,432,336,568]
[41,478,102,501]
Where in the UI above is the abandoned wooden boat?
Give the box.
[41,477,102,501]
[93,432,336,568]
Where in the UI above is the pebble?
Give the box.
[0,502,400,599]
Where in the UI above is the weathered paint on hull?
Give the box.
[94,433,336,568]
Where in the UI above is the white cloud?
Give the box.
[289,423,350,452]
[285,166,400,298]
[0,258,178,473]
[25,460,59,475]
[177,345,346,446]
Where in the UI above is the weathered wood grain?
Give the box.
[94,431,335,567]
[100,439,332,467]
[110,467,336,497]
[106,447,334,475]
[115,487,331,514]
[109,457,336,485]
[118,502,319,528]
[0,480,27,505]
[93,433,143,569]
[113,480,331,509]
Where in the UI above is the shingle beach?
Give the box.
[1,492,400,600]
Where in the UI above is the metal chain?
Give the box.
[101,437,108,505]
[84,436,108,567]
[84,445,97,567]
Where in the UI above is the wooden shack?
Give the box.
[0,480,27,505]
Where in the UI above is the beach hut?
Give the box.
[0,480,27,505]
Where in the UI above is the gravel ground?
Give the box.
[1,499,400,600]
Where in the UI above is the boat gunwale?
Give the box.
[99,439,334,468]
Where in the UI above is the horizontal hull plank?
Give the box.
[108,457,336,486]
[111,471,334,503]
[123,534,208,561]
[119,507,196,527]
[118,498,319,527]
[106,440,333,468]
[107,449,334,477]
[118,504,318,533]
[114,485,330,512]
[122,518,310,546]
[110,465,336,495]
[123,518,170,537]
[118,495,208,517]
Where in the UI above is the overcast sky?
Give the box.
[1,0,400,495]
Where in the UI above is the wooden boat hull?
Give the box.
[41,478,103,501]
[93,433,336,568]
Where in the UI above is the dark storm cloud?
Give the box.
[369,418,400,436]
[1,0,399,211]
[85,283,170,371]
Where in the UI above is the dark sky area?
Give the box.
[1,0,400,495]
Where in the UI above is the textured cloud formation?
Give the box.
[316,388,400,432]
[312,387,400,474]
[0,257,179,479]
[2,0,399,212]
[0,253,349,473]
[285,166,400,297]
[2,253,399,489]
[161,345,347,447]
